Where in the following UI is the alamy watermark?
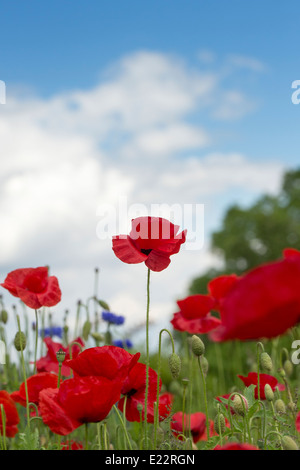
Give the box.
[0,80,6,104]
[0,340,5,364]
[291,80,300,104]
[96,197,205,250]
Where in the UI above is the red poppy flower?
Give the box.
[214,442,259,450]
[0,390,20,438]
[296,411,300,433]
[1,267,61,309]
[237,372,285,400]
[171,412,207,443]
[39,375,122,436]
[11,372,58,407]
[65,345,140,382]
[117,362,167,423]
[208,274,239,309]
[170,294,221,334]
[210,251,300,341]
[36,337,84,377]
[61,440,84,450]
[112,216,187,272]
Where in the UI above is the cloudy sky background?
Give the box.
[0,1,299,348]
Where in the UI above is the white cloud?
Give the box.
[0,50,285,344]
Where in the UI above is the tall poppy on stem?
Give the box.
[1,266,61,374]
[112,216,186,447]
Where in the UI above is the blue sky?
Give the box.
[0,1,299,338]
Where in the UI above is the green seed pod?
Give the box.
[0,310,8,324]
[191,335,205,357]
[264,384,274,402]
[274,399,286,414]
[181,378,189,388]
[214,413,226,435]
[281,435,299,450]
[283,359,293,377]
[232,394,248,416]
[168,353,181,379]
[260,352,273,372]
[137,403,143,413]
[14,331,26,352]
[56,348,66,364]
[82,320,92,341]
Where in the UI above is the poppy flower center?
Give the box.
[140,249,152,256]
[24,274,48,293]
[127,388,138,398]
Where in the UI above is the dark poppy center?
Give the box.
[140,249,152,256]
[127,388,138,398]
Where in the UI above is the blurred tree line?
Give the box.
[189,167,300,294]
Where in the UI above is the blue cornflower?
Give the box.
[113,339,133,349]
[102,311,125,325]
[39,326,63,338]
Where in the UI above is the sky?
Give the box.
[0,1,299,348]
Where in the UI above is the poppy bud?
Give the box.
[278,367,286,379]
[14,331,26,352]
[191,335,205,357]
[232,394,248,416]
[91,332,104,342]
[82,320,92,341]
[56,348,66,364]
[0,309,8,324]
[283,359,293,377]
[168,353,181,379]
[260,352,273,372]
[214,412,226,434]
[274,399,286,414]
[264,384,274,402]
[200,356,209,375]
[281,435,299,450]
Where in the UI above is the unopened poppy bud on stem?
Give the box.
[14,331,27,352]
[191,335,205,357]
[264,384,274,402]
[168,353,181,379]
[214,412,226,434]
[0,309,8,324]
[283,359,293,377]
[232,394,248,416]
[274,399,286,414]
[260,352,273,373]
[281,435,299,450]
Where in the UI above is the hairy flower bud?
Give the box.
[200,356,209,375]
[168,353,181,379]
[260,352,273,372]
[283,359,293,377]
[281,435,299,450]
[191,335,205,357]
[82,320,92,341]
[274,399,286,414]
[0,309,8,324]
[264,384,274,402]
[14,331,26,352]
[214,412,226,434]
[232,394,248,416]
